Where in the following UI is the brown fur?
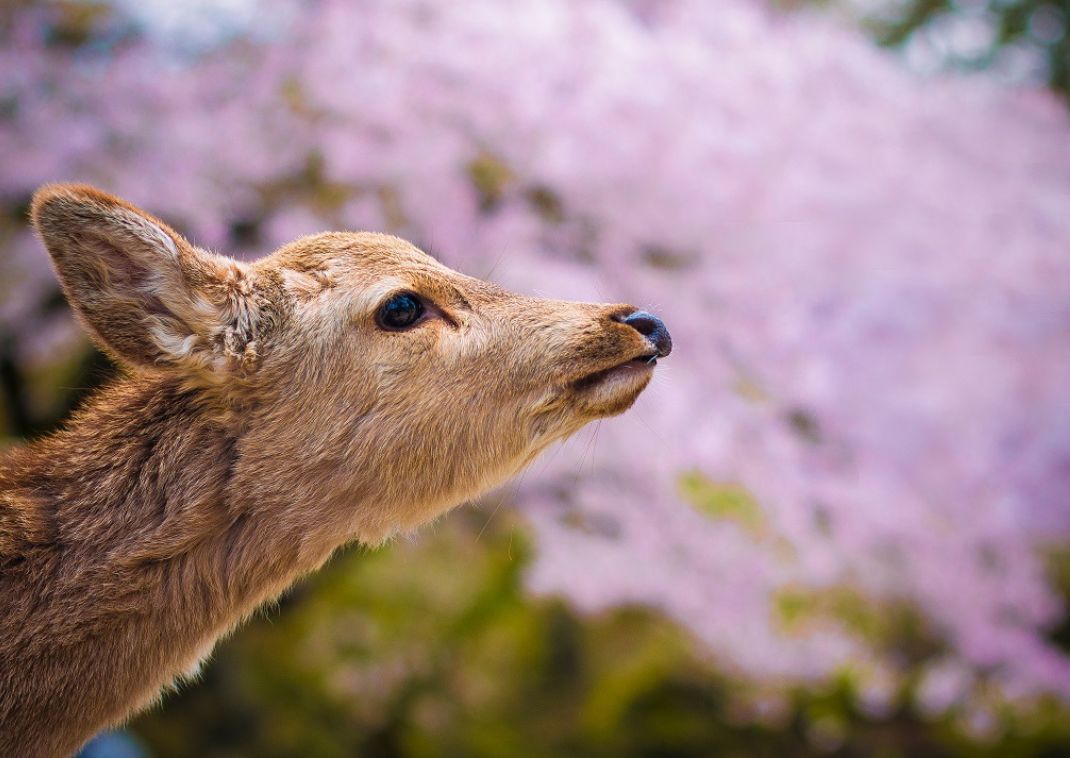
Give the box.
[0,184,664,756]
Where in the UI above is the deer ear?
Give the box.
[31,184,261,378]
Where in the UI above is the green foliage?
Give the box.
[679,471,766,538]
[862,0,1069,102]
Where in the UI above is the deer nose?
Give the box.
[618,310,672,357]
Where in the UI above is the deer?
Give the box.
[0,184,672,756]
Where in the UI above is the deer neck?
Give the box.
[1,372,366,755]
[1,372,346,647]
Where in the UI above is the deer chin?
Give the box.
[570,354,657,417]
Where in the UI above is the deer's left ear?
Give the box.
[31,183,263,380]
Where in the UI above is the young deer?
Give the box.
[0,184,671,756]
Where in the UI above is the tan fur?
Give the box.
[0,184,665,756]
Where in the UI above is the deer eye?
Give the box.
[377,292,425,330]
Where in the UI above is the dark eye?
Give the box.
[377,292,425,330]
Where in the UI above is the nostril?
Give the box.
[622,313,658,337]
[619,310,672,358]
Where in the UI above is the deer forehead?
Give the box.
[267,232,506,314]
[268,230,442,282]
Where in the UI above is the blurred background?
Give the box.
[3,0,1070,755]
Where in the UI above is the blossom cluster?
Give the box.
[2,0,1069,731]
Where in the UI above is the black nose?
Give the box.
[619,310,672,357]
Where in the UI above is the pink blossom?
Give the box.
[1,0,1069,714]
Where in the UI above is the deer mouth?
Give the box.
[572,353,658,393]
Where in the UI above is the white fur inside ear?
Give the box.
[34,187,270,379]
[155,264,264,379]
[112,206,180,262]
[148,319,205,364]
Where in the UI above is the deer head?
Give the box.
[31,184,672,543]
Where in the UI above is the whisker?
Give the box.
[477,459,531,542]
[483,248,508,280]
[535,436,569,476]
[577,419,602,479]
[631,408,668,448]
[476,494,506,542]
